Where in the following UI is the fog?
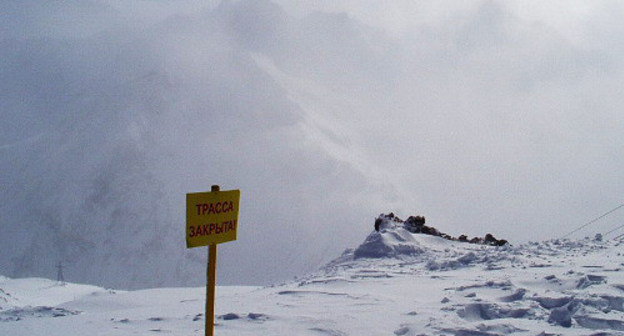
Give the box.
[1,0,623,288]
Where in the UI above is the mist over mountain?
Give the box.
[1,0,403,288]
[1,0,623,289]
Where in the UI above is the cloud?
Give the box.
[1,0,623,288]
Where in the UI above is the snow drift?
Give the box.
[2,229,624,335]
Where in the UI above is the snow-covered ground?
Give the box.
[2,216,624,335]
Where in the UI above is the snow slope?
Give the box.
[2,221,624,335]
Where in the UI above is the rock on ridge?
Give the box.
[354,213,509,259]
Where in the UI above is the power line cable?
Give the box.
[560,203,624,239]
[604,222,624,237]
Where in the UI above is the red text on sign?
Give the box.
[195,201,234,215]
[188,220,237,237]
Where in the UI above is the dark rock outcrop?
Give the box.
[375,213,509,247]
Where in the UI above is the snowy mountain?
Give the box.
[0,0,402,289]
[2,217,624,336]
[4,0,624,291]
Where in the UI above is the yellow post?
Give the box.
[206,244,217,336]
[206,185,220,336]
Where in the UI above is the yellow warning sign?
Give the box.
[186,189,240,248]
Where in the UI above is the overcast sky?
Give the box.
[1,0,623,288]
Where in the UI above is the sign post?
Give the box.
[206,243,217,336]
[186,185,240,336]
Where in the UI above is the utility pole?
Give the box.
[56,262,65,284]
